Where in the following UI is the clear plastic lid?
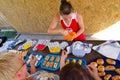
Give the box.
[26,70,59,80]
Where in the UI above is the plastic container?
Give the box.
[48,42,61,54]
[40,54,61,71]
[25,53,44,67]
[63,32,76,41]
[65,58,87,67]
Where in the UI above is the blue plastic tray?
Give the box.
[90,57,120,79]
[40,54,61,71]
[65,58,87,67]
[25,52,44,67]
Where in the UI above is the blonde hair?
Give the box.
[0,52,22,80]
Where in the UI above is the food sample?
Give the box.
[48,42,61,53]
[35,55,42,66]
[89,58,120,79]
[112,75,120,80]
[41,54,61,71]
[50,56,55,62]
[53,63,58,68]
[43,61,47,66]
[97,58,104,65]
[35,60,38,66]
[106,59,116,65]
[78,60,82,65]
[26,54,42,66]
[48,73,54,79]
[45,56,50,61]
[26,54,32,64]
[90,62,98,67]
[105,65,115,71]
[49,62,54,68]
[23,43,32,50]
[98,65,105,72]
[115,68,120,74]
[66,59,70,64]
[56,57,60,62]
[46,62,50,67]
[49,47,61,53]
[72,59,76,63]
[104,74,111,80]
[36,44,46,51]
[26,59,30,64]
[98,71,106,77]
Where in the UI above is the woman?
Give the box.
[60,50,101,80]
[48,0,86,40]
[0,51,37,80]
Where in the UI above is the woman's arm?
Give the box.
[60,50,68,70]
[87,64,101,80]
[75,13,85,38]
[48,13,64,34]
[30,56,37,74]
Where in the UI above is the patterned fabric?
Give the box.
[93,40,120,60]
[0,41,13,53]
[0,39,25,53]
[7,39,26,50]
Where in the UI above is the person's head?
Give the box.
[0,52,28,80]
[60,0,74,20]
[60,63,94,80]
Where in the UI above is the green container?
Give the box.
[1,29,17,38]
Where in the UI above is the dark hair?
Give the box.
[60,0,74,15]
[60,63,95,80]
[61,0,67,3]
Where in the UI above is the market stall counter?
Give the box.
[5,39,120,79]
[27,40,106,74]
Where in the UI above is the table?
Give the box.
[29,40,107,74]
[35,40,106,62]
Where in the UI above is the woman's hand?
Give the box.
[30,55,37,66]
[29,55,37,74]
[59,29,69,36]
[87,64,101,80]
[61,50,68,59]
[60,50,68,70]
